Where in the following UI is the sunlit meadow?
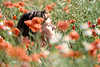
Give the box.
[0,0,100,67]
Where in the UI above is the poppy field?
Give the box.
[0,0,100,67]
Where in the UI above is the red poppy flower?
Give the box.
[88,49,97,56]
[13,15,17,20]
[69,30,80,40]
[92,29,97,37]
[19,7,28,13]
[97,17,100,25]
[19,55,31,62]
[12,28,20,36]
[33,24,41,29]
[72,25,75,30]
[0,13,2,18]
[13,3,20,8]
[6,47,30,61]
[67,0,71,3]
[0,36,3,43]
[94,65,100,67]
[88,21,92,27]
[67,19,76,24]
[55,45,64,50]
[74,51,81,58]
[19,7,24,12]
[45,5,53,12]
[4,20,15,28]
[22,37,30,44]
[3,1,14,8]
[0,39,12,50]
[18,1,24,7]
[0,25,5,30]
[64,6,70,14]
[45,3,56,12]
[24,17,44,32]
[57,21,69,31]
[31,42,34,46]
[24,20,32,26]
[23,9,29,14]
[32,17,44,24]
[5,64,9,67]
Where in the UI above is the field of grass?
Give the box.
[0,0,100,67]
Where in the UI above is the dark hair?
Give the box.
[17,10,47,39]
